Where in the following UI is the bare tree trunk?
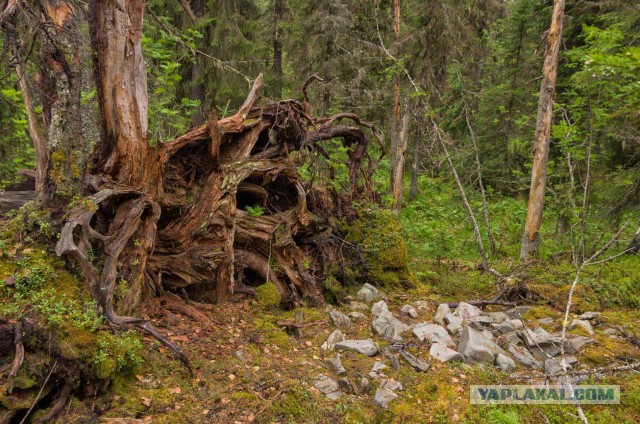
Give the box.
[189,0,206,126]
[39,0,87,206]
[273,0,284,98]
[408,118,422,201]
[391,105,409,210]
[389,0,401,194]
[465,108,495,255]
[1,4,47,198]
[520,0,565,260]
[627,222,640,255]
[89,0,151,188]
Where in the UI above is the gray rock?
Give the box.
[507,344,543,368]
[349,311,367,321]
[470,315,493,325]
[538,317,555,325]
[429,342,462,363]
[369,361,388,378]
[458,327,501,364]
[314,374,340,396]
[321,330,345,352]
[509,319,524,330]
[496,321,516,334]
[326,391,343,400]
[380,379,404,391]
[338,378,354,393]
[412,323,454,345]
[335,339,379,356]
[578,311,601,321]
[371,300,389,318]
[330,310,352,328]
[564,335,595,354]
[495,353,516,373]
[506,306,532,320]
[545,356,578,375]
[455,302,483,319]
[354,376,371,395]
[488,312,509,324]
[413,300,430,312]
[374,387,398,409]
[372,310,410,341]
[602,328,619,337]
[399,350,430,372]
[349,301,368,311]
[445,313,462,327]
[326,355,346,375]
[519,327,558,348]
[357,283,381,303]
[482,330,495,340]
[569,319,595,335]
[390,354,400,371]
[434,303,451,325]
[447,322,463,335]
[529,344,562,358]
[401,304,419,318]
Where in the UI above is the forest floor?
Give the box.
[70,261,640,424]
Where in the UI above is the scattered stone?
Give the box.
[235,350,249,364]
[335,339,379,356]
[455,302,483,320]
[327,355,346,375]
[545,356,578,375]
[380,379,404,391]
[338,378,354,393]
[371,300,389,318]
[399,350,430,372]
[570,319,595,336]
[446,322,463,335]
[372,310,410,341]
[357,283,381,303]
[564,335,595,354]
[401,304,419,318]
[495,353,516,373]
[434,303,451,325]
[369,361,388,378]
[507,344,542,368]
[349,312,367,321]
[578,311,601,321]
[429,342,462,363]
[509,319,524,330]
[529,343,562,359]
[390,354,400,371]
[505,306,532,320]
[374,387,398,409]
[413,300,430,313]
[488,312,509,324]
[538,317,555,325]
[445,313,462,327]
[470,315,493,326]
[498,332,522,346]
[519,327,557,348]
[330,310,352,328]
[314,374,341,399]
[354,376,371,395]
[349,301,368,311]
[481,330,494,340]
[321,330,345,352]
[413,323,454,346]
[602,328,619,337]
[458,327,501,364]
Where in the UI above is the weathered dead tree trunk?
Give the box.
[520,0,565,260]
[391,104,409,210]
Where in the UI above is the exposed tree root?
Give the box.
[5,321,24,395]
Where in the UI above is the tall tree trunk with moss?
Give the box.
[520,0,565,260]
[273,0,284,98]
[390,0,406,211]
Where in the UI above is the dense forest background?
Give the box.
[1,0,640,423]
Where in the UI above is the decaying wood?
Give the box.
[6,322,24,395]
[521,0,565,260]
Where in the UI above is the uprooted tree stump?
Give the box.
[54,74,382,367]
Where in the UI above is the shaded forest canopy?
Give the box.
[0,0,638,422]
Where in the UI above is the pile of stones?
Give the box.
[314,283,601,408]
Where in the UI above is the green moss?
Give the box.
[344,206,415,288]
[255,281,282,308]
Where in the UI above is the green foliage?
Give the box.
[94,331,145,379]
[245,204,265,217]
[487,408,521,424]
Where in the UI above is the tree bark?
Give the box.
[520,0,565,260]
[408,118,421,201]
[389,0,401,196]
[273,0,284,98]
[39,0,87,206]
[391,104,409,210]
[89,0,151,188]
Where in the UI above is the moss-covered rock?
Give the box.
[255,281,282,308]
[343,207,415,288]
